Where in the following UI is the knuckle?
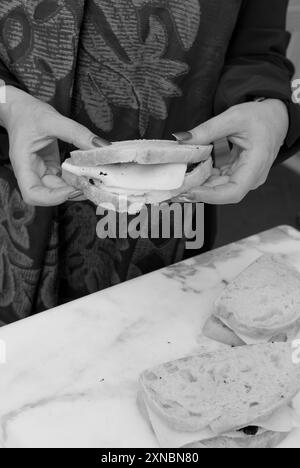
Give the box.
[68,121,88,147]
[252,182,261,190]
[22,193,35,206]
[192,124,209,141]
[236,193,246,204]
[34,105,56,135]
[261,174,268,185]
[226,106,241,120]
[68,126,78,146]
[229,191,245,204]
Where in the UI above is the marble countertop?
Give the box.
[1,225,300,448]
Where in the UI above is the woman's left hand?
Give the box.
[174,99,289,205]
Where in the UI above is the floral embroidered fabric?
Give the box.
[0,0,242,322]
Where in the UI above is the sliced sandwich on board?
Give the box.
[138,343,300,448]
[203,254,300,347]
[62,140,213,214]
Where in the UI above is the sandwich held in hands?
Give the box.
[203,255,300,346]
[138,343,300,449]
[62,140,213,214]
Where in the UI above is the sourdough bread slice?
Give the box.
[139,343,300,435]
[138,389,283,449]
[71,140,213,166]
[214,255,300,341]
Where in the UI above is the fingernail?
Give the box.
[44,167,62,177]
[172,132,193,142]
[181,193,194,199]
[92,136,111,147]
[174,194,194,203]
[177,198,193,203]
[181,197,194,203]
[68,190,83,200]
[54,168,62,177]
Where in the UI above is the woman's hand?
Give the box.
[0,86,109,206]
[173,99,289,205]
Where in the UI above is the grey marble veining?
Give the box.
[0,225,300,448]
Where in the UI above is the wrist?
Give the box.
[269,98,289,139]
[259,98,289,145]
[0,85,32,129]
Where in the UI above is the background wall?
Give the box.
[288,0,300,77]
[213,0,300,249]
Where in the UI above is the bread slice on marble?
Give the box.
[138,342,300,449]
[204,254,300,345]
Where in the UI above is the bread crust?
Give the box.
[137,390,287,449]
[71,140,213,166]
[214,255,300,341]
[139,343,300,434]
[184,431,286,449]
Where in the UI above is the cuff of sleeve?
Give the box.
[246,93,300,149]
[0,71,25,135]
[284,100,300,148]
[248,95,300,150]
[276,100,300,164]
[215,76,300,162]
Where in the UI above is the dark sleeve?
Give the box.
[214,0,300,163]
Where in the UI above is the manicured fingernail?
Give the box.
[177,198,193,203]
[172,132,193,142]
[44,167,62,177]
[174,193,194,202]
[92,136,111,147]
[68,190,83,200]
[54,168,62,177]
[181,193,194,199]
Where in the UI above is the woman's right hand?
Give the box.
[0,86,109,206]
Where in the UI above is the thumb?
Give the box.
[47,112,110,150]
[173,109,239,145]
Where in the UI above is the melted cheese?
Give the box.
[253,405,300,433]
[217,317,279,345]
[62,161,187,191]
[145,403,215,448]
[144,401,300,448]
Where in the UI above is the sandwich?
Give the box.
[62,140,213,214]
[203,254,300,347]
[138,342,300,448]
